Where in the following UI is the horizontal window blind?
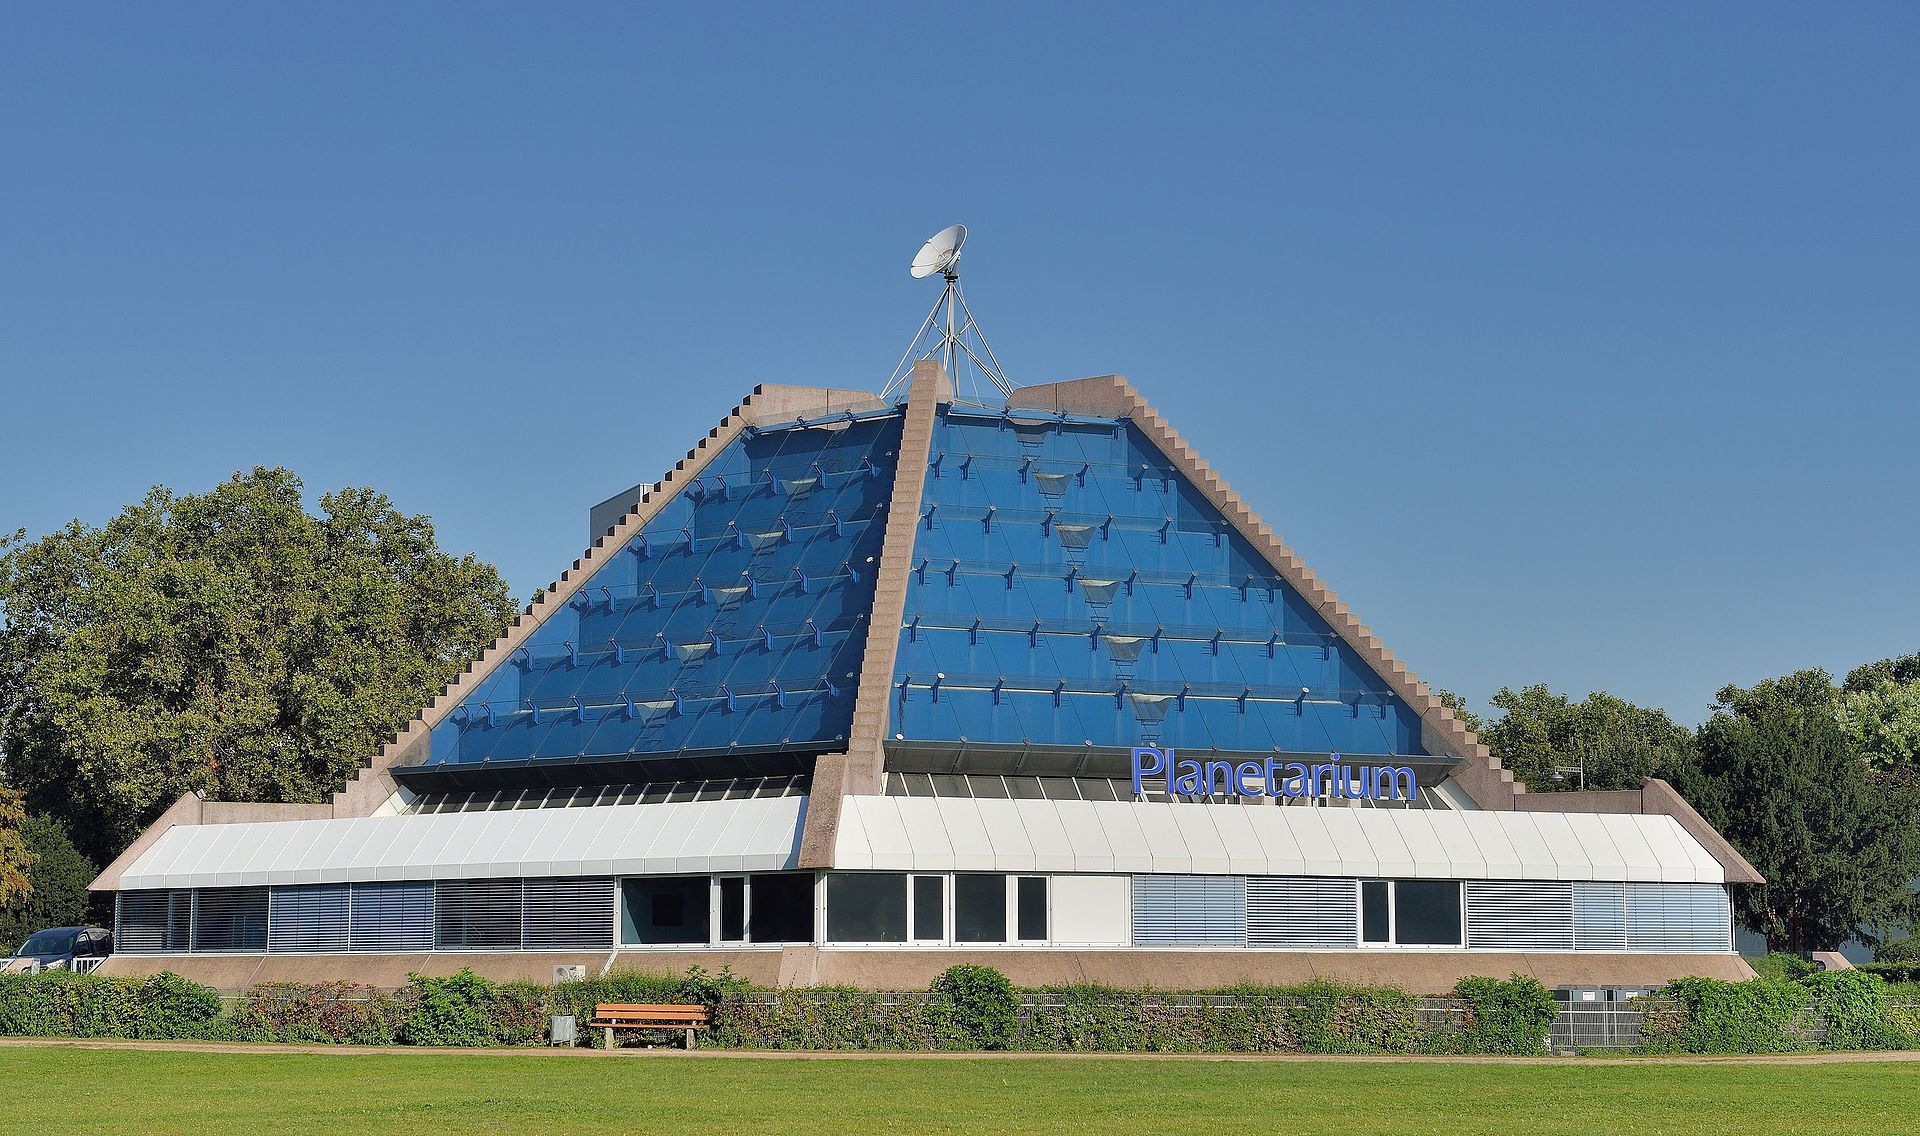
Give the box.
[1626,883,1732,952]
[269,885,350,952]
[436,878,524,950]
[116,889,190,953]
[1131,875,1247,946]
[1247,876,1358,948]
[349,882,436,952]
[522,877,615,949]
[192,887,268,952]
[1573,881,1627,951]
[1465,880,1574,950]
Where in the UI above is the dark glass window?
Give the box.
[955,874,1006,943]
[719,877,746,942]
[621,876,710,944]
[1016,877,1047,941]
[1361,880,1390,943]
[1392,879,1462,946]
[747,874,815,943]
[913,875,944,941]
[825,874,907,942]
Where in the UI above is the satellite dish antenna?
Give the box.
[883,224,1013,402]
[910,224,966,280]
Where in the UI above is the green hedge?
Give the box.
[5,965,1915,1055]
[0,971,224,1039]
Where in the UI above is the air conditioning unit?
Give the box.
[553,964,586,984]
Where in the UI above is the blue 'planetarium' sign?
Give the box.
[1131,745,1418,801]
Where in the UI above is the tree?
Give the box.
[0,814,95,951]
[1676,670,1920,954]
[0,467,517,862]
[1845,651,1920,693]
[1477,684,1698,793]
[0,788,33,908]
[1835,678,1920,775]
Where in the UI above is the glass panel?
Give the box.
[719,877,746,942]
[1361,880,1390,944]
[748,874,815,943]
[954,874,1007,943]
[1016,876,1047,941]
[1393,879,1462,946]
[913,875,945,942]
[621,876,711,944]
[825,873,907,942]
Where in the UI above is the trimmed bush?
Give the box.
[0,971,222,1039]
[930,965,1019,1050]
[1642,977,1813,1053]
[398,969,545,1047]
[1445,975,1560,1055]
[236,981,406,1045]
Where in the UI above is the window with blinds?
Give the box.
[349,881,436,952]
[435,878,524,950]
[115,889,190,953]
[1573,881,1627,951]
[1465,880,1574,950]
[1626,883,1732,952]
[269,885,350,952]
[191,887,268,952]
[1131,875,1247,945]
[522,877,615,949]
[1247,877,1358,948]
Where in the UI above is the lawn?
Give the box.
[1,1045,1915,1135]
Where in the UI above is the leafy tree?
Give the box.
[1676,670,1920,954]
[0,814,95,951]
[1835,678,1920,775]
[1478,684,1697,792]
[0,788,33,908]
[0,467,516,862]
[1845,651,1920,693]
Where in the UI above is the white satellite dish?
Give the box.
[909,224,967,279]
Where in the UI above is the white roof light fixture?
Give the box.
[882,223,1015,403]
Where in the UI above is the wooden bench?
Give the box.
[587,1002,710,1049]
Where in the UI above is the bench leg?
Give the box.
[603,1026,614,1050]
[684,1027,695,1050]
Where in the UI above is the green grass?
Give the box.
[0,1045,1915,1135]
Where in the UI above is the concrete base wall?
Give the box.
[98,948,1752,994]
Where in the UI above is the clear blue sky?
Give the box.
[3,3,1915,727]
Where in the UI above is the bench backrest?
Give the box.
[595,1002,708,1019]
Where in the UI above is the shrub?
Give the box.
[237,981,406,1045]
[1798,970,1912,1050]
[1278,980,1424,1054]
[929,965,1019,1050]
[553,966,753,1047]
[1446,975,1559,1055]
[0,971,222,1039]
[1643,977,1812,1053]
[1746,953,1819,983]
[398,969,544,1047]
[1875,936,1920,964]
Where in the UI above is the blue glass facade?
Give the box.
[888,405,1432,760]
[413,409,905,780]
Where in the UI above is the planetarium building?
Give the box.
[93,364,1760,992]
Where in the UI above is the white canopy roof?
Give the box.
[832,797,1728,884]
[117,796,807,890]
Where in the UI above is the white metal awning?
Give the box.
[116,796,808,890]
[831,797,1728,884]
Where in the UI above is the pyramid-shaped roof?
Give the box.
[345,367,1515,811]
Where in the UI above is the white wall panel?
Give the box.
[1049,873,1130,945]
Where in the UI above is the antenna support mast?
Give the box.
[882,224,1015,403]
